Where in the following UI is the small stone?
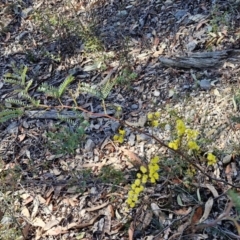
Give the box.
[136,133,150,142]
[22,121,29,129]
[131,104,139,110]
[165,0,173,5]
[117,10,128,17]
[6,122,19,134]
[138,115,147,127]
[186,40,197,52]
[128,133,135,146]
[21,7,33,19]
[222,155,232,164]
[84,139,95,152]
[182,85,191,90]
[153,90,160,97]
[168,89,175,98]
[164,124,171,131]
[111,122,120,132]
[199,79,211,90]
[174,10,188,20]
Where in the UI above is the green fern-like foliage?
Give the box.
[46,111,89,155]
[5,99,27,107]
[4,65,28,87]
[38,75,75,98]
[79,79,116,100]
[0,109,24,123]
[37,83,59,98]
[19,92,40,107]
[4,65,36,103]
[3,77,20,85]
[58,75,75,97]
[79,82,102,98]
[100,79,117,99]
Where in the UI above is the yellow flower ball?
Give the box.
[147,113,154,120]
[187,141,200,150]
[135,187,142,194]
[168,139,180,150]
[126,198,133,205]
[207,153,217,166]
[142,174,148,183]
[118,135,124,143]
[119,129,126,136]
[176,119,186,136]
[113,135,119,141]
[186,129,199,140]
[134,179,141,186]
[116,106,122,111]
[150,156,159,164]
[150,164,159,171]
[140,166,147,174]
[150,178,156,183]
[128,190,134,196]
[137,173,142,178]
[154,112,161,118]
[130,202,135,208]
[151,120,159,127]
[131,184,136,190]
[153,172,159,180]
[132,195,138,202]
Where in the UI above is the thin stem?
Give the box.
[37,103,240,189]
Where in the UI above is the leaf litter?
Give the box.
[1,0,240,239]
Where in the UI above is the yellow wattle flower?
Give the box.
[176,119,186,136]
[140,166,147,174]
[168,139,180,150]
[137,173,142,178]
[151,120,159,127]
[186,129,199,140]
[150,178,156,183]
[187,141,200,150]
[150,156,159,164]
[134,179,141,186]
[130,202,135,208]
[154,112,161,118]
[147,113,154,120]
[207,153,217,166]
[118,135,124,143]
[142,174,148,183]
[113,135,119,141]
[118,129,126,136]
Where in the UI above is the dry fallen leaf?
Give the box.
[121,148,146,168]
[31,197,40,219]
[35,227,43,240]
[22,195,34,205]
[18,134,26,142]
[142,210,153,229]
[191,206,203,226]
[32,217,46,228]
[85,201,109,212]
[199,198,214,223]
[174,207,192,216]
[22,223,30,239]
[43,219,60,231]
[21,206,30,218]
[225,164,233,187]
[45,226,63,236]
[128,222,134,240]
[205,184,219,198]
[103,214,111,235]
